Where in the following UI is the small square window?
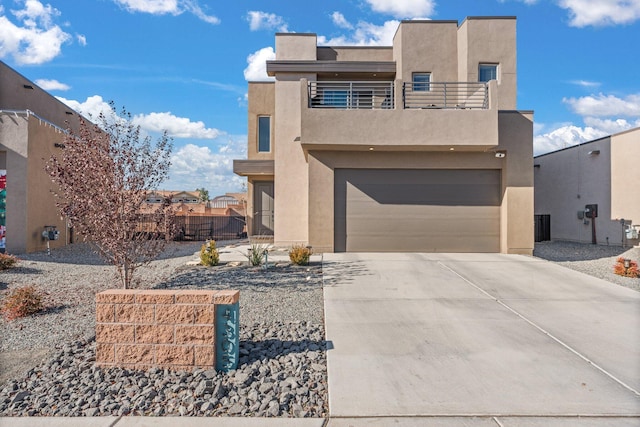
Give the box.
[479,64,498,82]
[258,116,270,152]
[412,73,431,91]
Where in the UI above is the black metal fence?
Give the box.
[138,215,246,242]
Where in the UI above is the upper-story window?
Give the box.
[412,73,431,91]
[479,64,498,82]
[258,116,271,152]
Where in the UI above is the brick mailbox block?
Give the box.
[96,289,239,371]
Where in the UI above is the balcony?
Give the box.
[403,82,489,110]
[308,81,394,109]
[300,79,498,151]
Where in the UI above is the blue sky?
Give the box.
[1,0,639,195]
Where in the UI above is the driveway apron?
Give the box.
[322,253,640,420]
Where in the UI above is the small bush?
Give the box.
[245,242,268,266]
[1,285,45,321]
[0,253,18,270]
[289,244,312,266]
[200,240,219,267]
[613,257,639,278]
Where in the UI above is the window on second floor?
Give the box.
[479,64,498,82]
[412,72,431,91]
[258,116,271,152]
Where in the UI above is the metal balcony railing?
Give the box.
[308,81,395,109]
[403,82,489,109]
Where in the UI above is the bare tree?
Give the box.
[46,104,175,288]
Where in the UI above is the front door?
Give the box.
[253,181,274,235]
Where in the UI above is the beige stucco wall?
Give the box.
[457,17,517,110]
[317,47,393,62]
[610,128,639,227]
[393,21,459,83]
[26,119,68,253]
[0,115,29,253]
[497,111,534,254]
[1,61,81,134]
[0,114,68,253]
[273,74,315,246]
[534,137,628,245]
[246,82,275,161]
[275,34,317,60]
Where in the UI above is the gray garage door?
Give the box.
[335,169,501,252]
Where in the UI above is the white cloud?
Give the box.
[534,124,608,155]
[0,0,72,65]
[35,78,70,91]
[558,0,640,27]
[113,0,219,24]
[534,92,640,155]
[563,93,640,117]
[113,0,180,15]
[332,11,353,29]
[247,11,288,32]
[57,95,223,139]
[318,20,400,46]
[184,1,219,24]
[243,47,275,82]
[583,117,640,134]
[166,140,247,194]
[365,0,435,18]
[132,112,223,139]
[570,80,600,88]
[56,95,114,120]
[498,0,538,4]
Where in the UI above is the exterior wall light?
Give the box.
[495,151,506,158]
[588,150,600,155]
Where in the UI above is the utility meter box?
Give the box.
[584,204,598,219]
[42,226,60,241]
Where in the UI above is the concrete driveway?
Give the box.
[322,253,640,426]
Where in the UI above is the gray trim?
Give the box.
[233,160,275,176]
[266,60,396,76]
[400,19,458,24]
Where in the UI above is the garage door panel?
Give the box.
[335,169,501,252]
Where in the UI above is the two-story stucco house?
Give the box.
[234,17,534,254]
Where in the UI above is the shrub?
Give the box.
[289,244,312,266]
[613,257,639,278]
[1,285,45,321]
[245,242,268,266]
[0,253,18,270]
[200,240,219,267]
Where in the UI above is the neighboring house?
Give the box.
[0,61,84,254]
[534,127,640,247]
[234,17,534,253]
[141,191,246,216]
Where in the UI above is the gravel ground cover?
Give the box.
[534,240,640,292]
[0,241,327,417]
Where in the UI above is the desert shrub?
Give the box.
[1,285,45,321]
[289,244,312,265]
[245,242,268,266]
[0,253,18,270]
[200,240,219,267]
[613,257,639,278]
